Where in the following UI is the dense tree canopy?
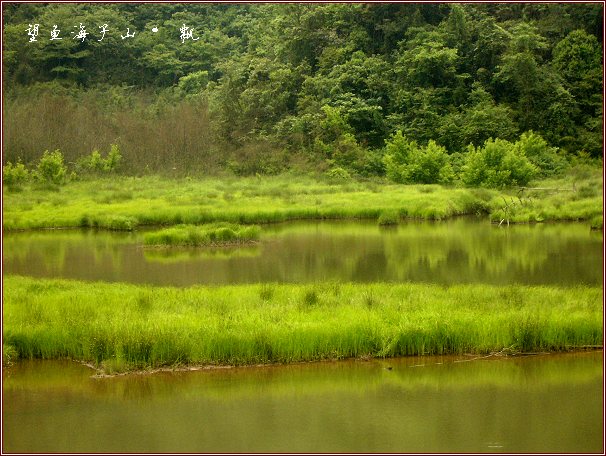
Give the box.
[2,3,603,176]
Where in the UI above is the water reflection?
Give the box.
[4,218,602,286]
[3,352,603,453]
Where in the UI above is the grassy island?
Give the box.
[3,276,601,374]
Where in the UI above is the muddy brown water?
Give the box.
[2,352,602,453]
[3,219,603,452]
[4,218,602,286]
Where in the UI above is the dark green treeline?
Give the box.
[3,3,603,174]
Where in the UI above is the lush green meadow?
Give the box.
[3,276,601,373]
[3,169,602,231]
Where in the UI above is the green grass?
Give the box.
[3,170,601,231]
[489,166,603,224]
[144,223,260,247]
[4,276,601,374]
[2,175,493,231]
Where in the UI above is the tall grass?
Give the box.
[4,276,602,373]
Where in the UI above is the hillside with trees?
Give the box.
[2,3,603,182]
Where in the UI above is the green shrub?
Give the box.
[384,130,417,183]
[3,160,29,188]
[384,132,453,184]
[36,150,67,185]
[407,140,454,184]
[77,144,122,174]
[462,138,536,188]
[102,215,137,231]
[515,131,566,176]
[78,150,105,172]
[105,144,122,172]
[325,166,351,180]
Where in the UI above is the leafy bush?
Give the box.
[407,140,454,184]
[515,131,566,176]
[37,150,67,185]
[325,166,351,180]
[78,144,122,174]
[80,150,105,172]
[384,131,417,183]
[105,144,122,172]
[384,132,453,184]
[3,160,29,188]
[462,138,536,188]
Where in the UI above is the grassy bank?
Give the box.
[2,175,491,230]
[4,276,602,373]
[3,169,601,231]
[143,223,260,247]
[489,167,604,224]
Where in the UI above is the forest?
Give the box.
[2,2,603,182]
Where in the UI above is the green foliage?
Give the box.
[590,215,602,231]
[99,215,138,231]
[3,160,29,188]
[36,150,67,185]
[105,144,122,172]
[407,140,454,185]
[325,167,351,180]
[77,145,122,174]
[177,70,209,97]
[515,131,566,176]
[2,4,603,175]
[462,138,537,188]
[384,132,453,184]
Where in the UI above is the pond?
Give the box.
[3,352,602,453]
[3,218,603,452]
[4,218,602,286]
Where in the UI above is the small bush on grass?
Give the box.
[462,138,536,188]
[3,160,29,190]
[77,144,123,175]
[37,150,67,185]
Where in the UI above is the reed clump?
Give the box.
[143,223,260,247]
[4,276,602,373]
[377,211,399,226]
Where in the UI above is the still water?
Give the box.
[4,218,602,286]
[3,352,602,453]
[3,219,603,452]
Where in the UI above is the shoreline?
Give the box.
[15,346,604,379]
